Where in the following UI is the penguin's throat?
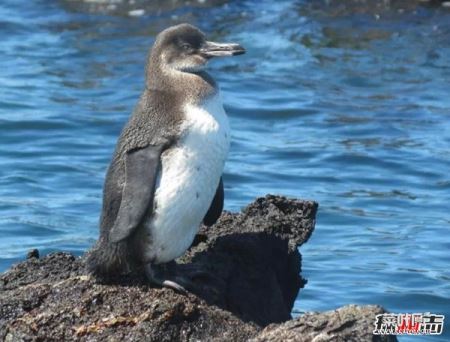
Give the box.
[147,67,217,103]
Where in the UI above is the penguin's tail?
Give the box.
[85,239,133,280]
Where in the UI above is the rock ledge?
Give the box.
[0,195,395,341]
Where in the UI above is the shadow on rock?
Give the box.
[179,232,305,326]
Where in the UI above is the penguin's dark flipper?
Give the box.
[203,177,224,226]
[109,144,164,243]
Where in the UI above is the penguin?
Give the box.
[86,23,245,292]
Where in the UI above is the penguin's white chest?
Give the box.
[145,94,230,264]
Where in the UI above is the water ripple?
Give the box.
[0,1,449,340]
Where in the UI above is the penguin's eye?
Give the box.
[180,43,192,52]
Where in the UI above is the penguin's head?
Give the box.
[151,23,245,73]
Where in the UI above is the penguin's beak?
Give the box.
[200,41,246,58]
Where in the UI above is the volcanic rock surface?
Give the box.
[0,195,395,341]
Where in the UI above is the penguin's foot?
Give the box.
[145,263,192,294]
[161,279,188,294]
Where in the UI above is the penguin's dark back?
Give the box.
[99,88,186,233]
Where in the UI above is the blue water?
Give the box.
[1,0,449,340]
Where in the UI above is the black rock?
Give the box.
[0,195,393,341]
[26,249,39,260]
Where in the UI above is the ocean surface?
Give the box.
[1,0,449,340]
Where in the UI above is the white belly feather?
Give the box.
[144,93,230,264]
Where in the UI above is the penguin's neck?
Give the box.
[146,64,217,105]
